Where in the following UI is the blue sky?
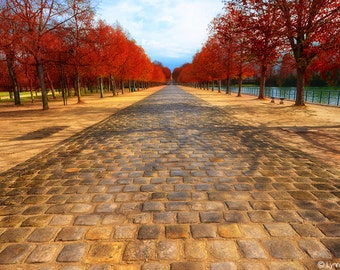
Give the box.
[96,0,224,71]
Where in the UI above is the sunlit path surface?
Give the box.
[0,85,339,269]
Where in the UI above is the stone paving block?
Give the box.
[57,243,87,262]
[87,242,124,263]
[89,265,112,270]
[266,262,306,270]
[224,211,249,223]
[131,213,152,224]
[0,215,26,227]
[168,192,190,201]
[114,225,138,239]
[0,244,32,263]
[0,228,32,243]
[46,204,72,214]
[195,184,212,191]
[74,215,101,226]
[49,215,74,226]
[264,223,297,237]
[123,241,156,261]
[321,239,340,257]
[143,202,164,212]
[205,201,225,211]
[142,262,169,270]
[56,227,85,241]
[165,225,190,239]
[119,203,142,213]
[207,191,229,201]
[270,210,303,222]
[317,223,340,237]
[21,215,51,227]
[292,224,324,237]
[237,239,267,258]
[250,201,276,210]
[241,262,266,270]
[58,265,83,270]
[170,262,205,270]
[248,211,273,222]
[184,241,207,260]
[157,240,179,260]
[70,203,92,213]
[177,212,199,223]
[138,225,161,239]
[298,239,332,259]
[165,202,188,211]
[95,203,118,213]
[124,185,139,192]
[92,194,113,202]
[210,262,237,270]
[151,192,167,200]
[66,194,92,203]
[26,244,59,263]
[288,191,317,200]
[86,226,112,240]
[294,200,316,209]
[199,211,223,223]
[100,214,124,226]
[1,86,340,269]
[239,224,268,238]
[174,184,192,191]
[27,227,58,242]
[207,240,239,259]
[191,224,217,238]
[218,224,242,238]
[263,239,302,259]
[153,212,175,224]
[115,193,132,202]
[298,210,327,222]
[226,200,249,210]
[22,205,47,215]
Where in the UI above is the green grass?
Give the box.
[0,91,60,102]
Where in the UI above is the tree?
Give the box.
[5,0,94,110]
[278,53,296,86]
[61,0,95,103]
[211,5,256,96]
[274,0,340,106]
[0,3,21,105]
[231,0,283,99]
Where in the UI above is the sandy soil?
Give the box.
[182,86,340,169]
[1,85,339,173]
[0,87,163,173]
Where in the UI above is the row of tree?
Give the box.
[173,0,340,106]
[0,0,171,110]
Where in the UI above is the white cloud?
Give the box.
[96,0,223,69]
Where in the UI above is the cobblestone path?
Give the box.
[0,86,339,270]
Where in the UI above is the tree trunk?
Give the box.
[46,72,56,99]
[295,66,306,106]
[258,64,267,99]
[75,73,82,103]
[36,61,49,110]
[99,76,104,98]
[218,80,221,93]
[110,74,117,96]
[226,77,231,95]
[212,80,214,91]
[121,80,124,94]
[6,54,21,105]
[237,76,242,97]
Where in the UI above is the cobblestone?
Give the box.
[0,86,339,269]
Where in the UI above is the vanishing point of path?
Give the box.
[0,86,339,270]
